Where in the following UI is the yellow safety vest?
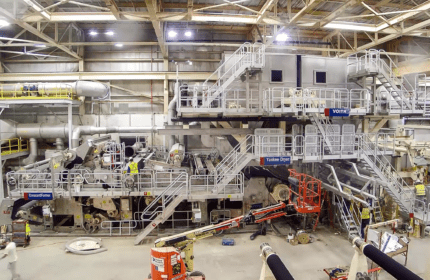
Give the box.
[362,208,370,220]
[26,223,31,236]
[416,184,426,196]
[129,162,138,174]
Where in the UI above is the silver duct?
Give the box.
[71,126,158,148]
[166,82,179,148]
[22,138,38,165]
[0,81,109,99]
[2,120,158,149]
[55,138,64,150]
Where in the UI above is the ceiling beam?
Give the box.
[340,18,430,57]
[103,0,121,20]
[0,7,81,60]
[256,0,276,24]
[290,0,324,25]
[22,0,51,20]
[145,0,168,59]
[313,0,358,28]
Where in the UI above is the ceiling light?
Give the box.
[89,31,98,36]
[105,31,114,36]
[0,20,9,27]
[184,31,192,37]
[276,33,289,42]
[168,30,178,38]
[324,22,377,32]
[34,44,47,48]
[115,43,123,47]
[187,60,193,65]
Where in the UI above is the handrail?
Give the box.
[203,43,265,106]
[203,42,252,86]
[359,134,413,211]
[1,138,29,156]
[0,83,75,100]
[141,172,188,220]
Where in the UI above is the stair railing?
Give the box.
[141,172,188,220]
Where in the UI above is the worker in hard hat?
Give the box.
[360,203,371,238]
[0,241,20,280]
[414,180,426,212]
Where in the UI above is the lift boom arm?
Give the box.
[154,202,287,272]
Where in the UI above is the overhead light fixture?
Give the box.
[34,44,47,48]
[324,22,377,32]
[275,33,289,42]
[0,20,9,27]
[184,31,192,37]
[89,31,98,36]
[115,43,123,47]
[105,31,114,36]
[168,30,178,38]
[187,60,193,65]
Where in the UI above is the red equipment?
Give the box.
[148,202,287,280]
[150,247,188,280]
[288,169,322,214]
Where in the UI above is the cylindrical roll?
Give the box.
[362,245,423,280]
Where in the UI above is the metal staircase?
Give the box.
[211,135,255,193]
[336,195,361,237]
[134,173,188,245]
[309,113,338,154]
[375,50,414,110]
[202,42,265,107]
[358,134,414,215]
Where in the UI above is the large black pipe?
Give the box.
[260,243,295,280]
[352,236,422,280]
[362,245,422,280]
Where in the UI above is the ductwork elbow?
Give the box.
[73,81,110,99]
[72,126,82,148]
[22,138,38,165]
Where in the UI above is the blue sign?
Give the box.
[260,156,291,166]
[24,192,53,200]
[324,108,350,117]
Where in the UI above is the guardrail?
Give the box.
[1,138,29,156]
[264,87,370,114]
[0,84,75,100]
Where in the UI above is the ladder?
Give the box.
[336,195,361,237]
[373,199,384,223]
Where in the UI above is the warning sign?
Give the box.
[151,257,165,272]
[171,255,177,265]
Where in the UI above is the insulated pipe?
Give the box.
[166,81,179,148]
[351,236,423,280]
[0,81,109,99]
[260,243,295,280]
[23,158,50,170]
[71,126,158,148]
[22,138,38,165]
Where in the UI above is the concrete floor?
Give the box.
[0,227,429,280]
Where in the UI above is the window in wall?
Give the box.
[314,71,327,84]
[271,70,283,82]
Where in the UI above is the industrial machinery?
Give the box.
[147,202,287,280]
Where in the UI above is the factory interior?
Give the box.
[1,0,430,279]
